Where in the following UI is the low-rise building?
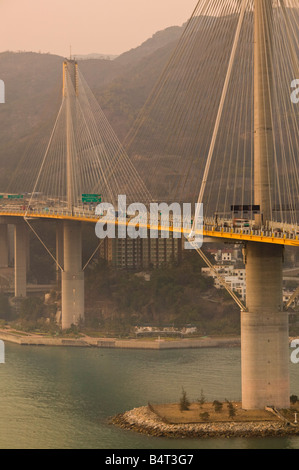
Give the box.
[201,247,246,300]
[99,232,183,270]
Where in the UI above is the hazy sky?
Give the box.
[0,0,198,56]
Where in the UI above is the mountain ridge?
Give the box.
[0,23,184,188]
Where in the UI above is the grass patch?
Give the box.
[150,402,282,424]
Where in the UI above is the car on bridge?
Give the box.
[233,218,250,228]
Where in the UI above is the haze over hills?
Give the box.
[0,24,184,190]
[74,53,118,60]
[0,13,295,210]
[73,25,183,64]
[115,25,183,66]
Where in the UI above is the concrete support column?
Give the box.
[56,221,64,284]
[14,222,28,298]
[8,225,14,266]
[25,225,30,274]
[61,220,84,329]
[254,0,274,227]
[0,223,9,268]
[241,242,290,409]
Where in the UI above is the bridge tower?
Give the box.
[60,60,84,329]
[241,0,290,409]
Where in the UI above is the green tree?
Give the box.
[179,387,190,411]
[290,395,298,405]
[198,389,206,408]
[199,412,210,421]
[226,400,236,419]
[20,296,45,322]
[213,400,223,413]
[0,293,11,320]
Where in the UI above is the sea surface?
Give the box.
[0,341,298,449]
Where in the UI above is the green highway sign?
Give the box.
[8,194,23,199]
[82,193,102,203]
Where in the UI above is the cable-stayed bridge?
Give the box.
[0,0,298,410]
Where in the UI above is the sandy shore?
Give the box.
[110,405,299,439]
[0,328,241,349]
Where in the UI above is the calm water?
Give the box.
[0,342,298,449]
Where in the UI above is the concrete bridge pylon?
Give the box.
[241,0,290,409]
[61,220,84,330]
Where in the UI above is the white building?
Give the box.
[202,265,246,301]
[202,246,299,307]
[282,289,299,308]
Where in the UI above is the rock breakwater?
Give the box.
[110,405,299,439]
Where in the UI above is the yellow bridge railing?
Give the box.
[0,207,299,247]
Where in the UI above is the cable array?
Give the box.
[125,0,299,225]
[8,61,152,209]
[5,0,299,228]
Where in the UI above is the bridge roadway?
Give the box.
[0,202,299,247]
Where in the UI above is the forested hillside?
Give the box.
[0,25,183,189]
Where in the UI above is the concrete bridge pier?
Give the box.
[56,221,64,284]
[0,222,9,268]
[61,220,84,329]
[241,242,290,409]
[14,221,28,298]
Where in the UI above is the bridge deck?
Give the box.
[1,208,299,247]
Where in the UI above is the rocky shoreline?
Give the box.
[110,405,299,439]
[0,328,241,349]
